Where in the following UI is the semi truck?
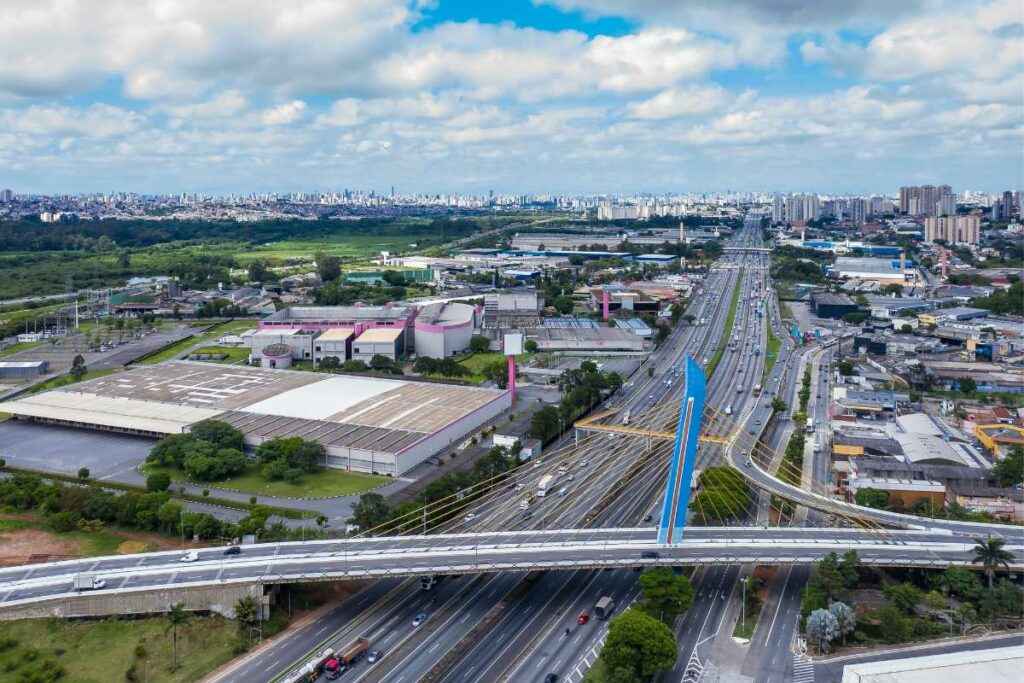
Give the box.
[537,474,556,497]
[73,574,106,591]
[595,596,616,620]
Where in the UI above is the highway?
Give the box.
[4,215,1021,683]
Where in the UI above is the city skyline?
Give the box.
[0,0,1021,195]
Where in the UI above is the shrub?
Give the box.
[146,472,171,492]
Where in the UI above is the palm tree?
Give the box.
[165,602,190,670]
[971,536,1014,589]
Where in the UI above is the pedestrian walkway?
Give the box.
[792,653,815,683]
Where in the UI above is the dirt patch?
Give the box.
[113,528,194,551]
[117,540,152,554]
[0,528,80,565]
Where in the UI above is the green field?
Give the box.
[234,232,432,263]
[189,345,251,364]
[25,368,119,395]
[0,613,242,683]
[143,464,388,499]
[706,270,743,378]
[762,312,781,384]
[139,319,257,365]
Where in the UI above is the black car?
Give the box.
[545,675,559,683]
[641,551,660,559]
[223,546,241,555]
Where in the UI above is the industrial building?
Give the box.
[0,361,511,476]
[810,292,859,319]
[527,326,647,352]
[313,328,354,364]
[0,360,49,380]
[827,256,918,284]
[352,328,405,362]
[413,302,476,358]
[841,645,1023,683]
[248,329,316,363]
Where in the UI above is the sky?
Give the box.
[0,0,1021,195]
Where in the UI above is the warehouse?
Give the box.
[810,292,859,319]
[0,360,49,380]
[413,301,476,358]
[527,326,648,352]
[0,361,510,476]
[313,328,354,364]
[827,256,918,284]
[352,327,405,362]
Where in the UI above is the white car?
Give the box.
[180,551,199,563]
[464,513,477,522]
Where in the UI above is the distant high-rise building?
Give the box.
[849,198,867,225]
[0,189,12,203]
[924,214,980,245]
[899,184,953,216]
[771,195,785,223]
[937,193,956,217]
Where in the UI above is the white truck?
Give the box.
[537,474,556,497]
[73,574,106,591]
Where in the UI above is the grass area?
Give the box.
[706,269,743,378]
[732,593,764,640]
[24,367,119,395]
[582,657,609,683]
[139,319,257,365]
[143,463,387,499]
[0,340,45,358]
[234,233,432,263]
[762,311,781,384]
[189,345,250,363]
[0,613,242,683]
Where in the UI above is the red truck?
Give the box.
[324,638,370,679]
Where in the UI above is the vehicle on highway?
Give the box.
[641,551,660,559]
[558,487,568,496]
[519,495,533,510]
[545,674,559,683]
[180,550,199,562]
[335,637,370,673]
[223,545,241,556]
[412,612,427,627]
[463,513,476,522]
[537,473,556,497]
[577,611,590,625]
[367,650,382,664]
[643,514,653,522]
[595,596,616,620]
[72,574,106,591]
[724,404,732,416]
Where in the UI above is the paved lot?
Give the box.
[0,420,154,482]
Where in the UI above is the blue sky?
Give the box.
[0,0,1020,195]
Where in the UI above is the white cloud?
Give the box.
[627,85,731,119]
[261,100,307,126]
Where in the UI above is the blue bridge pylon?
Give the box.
[657,355,707,545]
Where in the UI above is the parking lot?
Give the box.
[0,420,154,483]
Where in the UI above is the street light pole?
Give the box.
[741,576,748,631]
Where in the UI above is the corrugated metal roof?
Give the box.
[0,392,220,434]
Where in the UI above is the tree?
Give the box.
[900,324,913,334]
[839,550,860,589]
[638,568,694,624]
[992,445,1024,487]
[146,471,171,492]
[77,467,90,480]
[972,535,1014,589]
[235,595,259,642]
[70,354,87,381]
[469,335,490,353]
[829,601,856,645]
[958,376,977,395]
[884,582,922,614]
[938,566,982,601]
[837,359,854,376]
[529,405,561,443]
[315,252,341,282]
[806,608,839,653]
[350,492,391,533]
[874,604,913,643]
[247,260,269,282]
[601,608,677,680]
[165,602,189,670]
[189,420,245,451]
[771,397,788,414]
[524,339,538,353]
[854,487,890,510]
[809,552,845,601]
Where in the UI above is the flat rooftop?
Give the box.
[841,645,1024,683]
[317,328,355,341]
[0,361,507,454]
[355,328,404,343]
[265,305,411,322]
